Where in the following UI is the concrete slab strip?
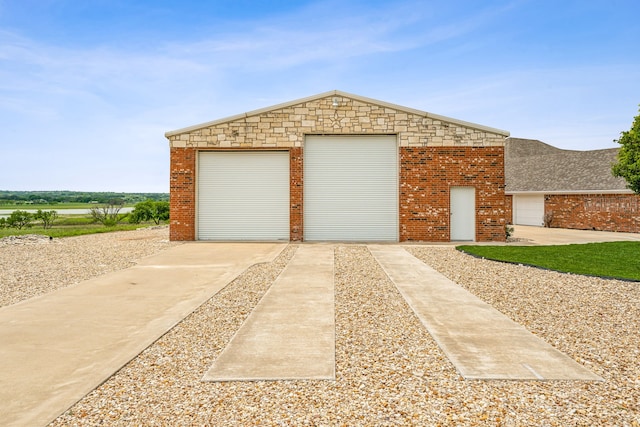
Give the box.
[512,225,640,245]
[203,245,335,381]
[369,245,603,381]
[0,243,286,427]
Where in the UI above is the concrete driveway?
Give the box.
[0,243,286,427]
[512,225,640,245]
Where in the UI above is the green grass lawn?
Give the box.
[0,212,164,239]
[457,242,640,281]
[0,223,158,239]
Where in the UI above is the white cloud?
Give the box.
[160,0,514,73]
[0,0,637,191]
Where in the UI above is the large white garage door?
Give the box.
[304,135,398,241]
[197,151,289,240]
[514,194,544,226]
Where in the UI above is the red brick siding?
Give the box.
[399,147,507,242]
[169,147,196,240]
[505,194,513,224]
[170,146,508,242]
[545,194,640,233]
[290,147,303,241]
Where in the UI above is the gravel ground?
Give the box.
[0,227,178,307]
[36,240,639,426]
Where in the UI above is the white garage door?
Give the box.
[514,194,544,226]
[197,151,289,240]
[304,135,398,241]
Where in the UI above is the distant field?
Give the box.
[0,203,134,210]
[0,205,135,219]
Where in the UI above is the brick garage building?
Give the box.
[165,91,510,242]
[505,138,640,233]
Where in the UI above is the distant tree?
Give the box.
[129,200,170,225]
[612,106,640,194]
[34,210,58,229]
[0,217,6,228]
[89,200,126,227]
[7,210,33,229]
[0,191,169,205]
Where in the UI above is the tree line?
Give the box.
[0,191,168,205]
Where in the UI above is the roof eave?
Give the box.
[506,189,635,195]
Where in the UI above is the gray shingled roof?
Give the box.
[505,138,631,193]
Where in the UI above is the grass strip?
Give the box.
[457,242,640,282]
[0,223,161,239]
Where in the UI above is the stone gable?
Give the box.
[167,93,507,148]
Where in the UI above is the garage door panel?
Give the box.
[514,194,544,226]
[304,135,398,241]
[197,152,289,240]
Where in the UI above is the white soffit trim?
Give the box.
[506,190,635,195]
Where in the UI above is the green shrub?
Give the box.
[505,224,514,239]
[34,210,58,229]
[129,200,169,225]
[6,210,33,229]
[89,200,127,226]
[103,218,118,227]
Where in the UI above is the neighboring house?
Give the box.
[165,90,510,242]
[505,138,640,233]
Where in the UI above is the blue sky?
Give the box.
[1,0,639,192]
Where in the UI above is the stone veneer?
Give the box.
[167,92,509,242]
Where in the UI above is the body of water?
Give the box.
[0,207,134,218]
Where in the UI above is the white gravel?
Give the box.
[0,227,178,307]
[36,240,639,426]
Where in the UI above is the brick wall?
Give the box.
[290,147,303,241]
[400,147,507,242]
[169,147,196,241]
[167,93,508,241]
[546,194,640,233]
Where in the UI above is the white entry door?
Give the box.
[450,186,475,241]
